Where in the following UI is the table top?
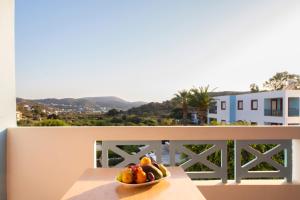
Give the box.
[61,167,205,200]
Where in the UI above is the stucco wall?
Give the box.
[0,0,16,128]
[6,126,300,200]
[0,129,7,199]
[208,96,230,123]
[235,91,286,124]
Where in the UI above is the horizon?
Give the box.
[17,90,252,103]
[16,1,300,102]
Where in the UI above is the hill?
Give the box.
[17,96,146,112]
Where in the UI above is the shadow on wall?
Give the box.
[0,129,7,200]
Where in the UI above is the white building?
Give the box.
[207,90,300,125]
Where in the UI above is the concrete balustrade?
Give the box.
[5,126,300,200]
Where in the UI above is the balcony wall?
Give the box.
[6,126,300,200]
[0,129,7,199]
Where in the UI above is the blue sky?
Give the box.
[16,0,300,102]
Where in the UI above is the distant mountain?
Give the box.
[82,96,146,109]
[17,96,146,112]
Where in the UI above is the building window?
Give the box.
[237,100,243,110]
[288,97,300,117]
[209,101,217,114]
[221,101,226,110]
[264,98,283,117]
[251,100,258,110]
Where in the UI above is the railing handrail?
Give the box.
[8,126,300,140]
[264,109,283,117]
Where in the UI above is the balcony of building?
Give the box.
[264,98,283,117]
[1,126,300,200]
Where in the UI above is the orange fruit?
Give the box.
[140,157,152,166]
[136,169,147,183]
[121,168,133,184]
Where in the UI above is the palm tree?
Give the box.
[188,85,215,125]
[174,90,189,125]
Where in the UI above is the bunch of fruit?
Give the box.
[116,156,169,184]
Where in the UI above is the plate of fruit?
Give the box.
[116,156,170,187]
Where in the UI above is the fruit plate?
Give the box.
[116,172,171,187]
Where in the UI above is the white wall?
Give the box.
[208,96,230,123]
[208,90,300,125]
[236,91,286,125]
[285,90,300,125]
[0,0,16,128]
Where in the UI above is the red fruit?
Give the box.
[147,172,155,181]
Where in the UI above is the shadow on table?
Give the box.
[66,180,170,200]
[116,180,170,199]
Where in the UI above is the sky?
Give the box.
[16,0,300,102]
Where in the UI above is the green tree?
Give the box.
[106,109,120,117]
[250,83,259,93]
[174,90,189,125]
[34,119,68,126]
[170,107,183,120]
[188,85,215,125]
[264,71,300,90]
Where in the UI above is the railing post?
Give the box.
[101,142,109,168]
[285,140,292,182]
[221,141,227,183]
[292,139,300,183]
[234,140,241,183]
[169,141,176,166]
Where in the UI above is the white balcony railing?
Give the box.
[99,140,291,183]
[4,126,300,200]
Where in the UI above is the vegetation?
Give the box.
[34,119,68,126]
[250,83,259,92]
[263,71,300,90]
[174,90,189,125]
[188,85,215,125]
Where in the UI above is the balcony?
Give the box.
[2,126,300,200]
[264,109,283,117]
[288,108,300,117]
